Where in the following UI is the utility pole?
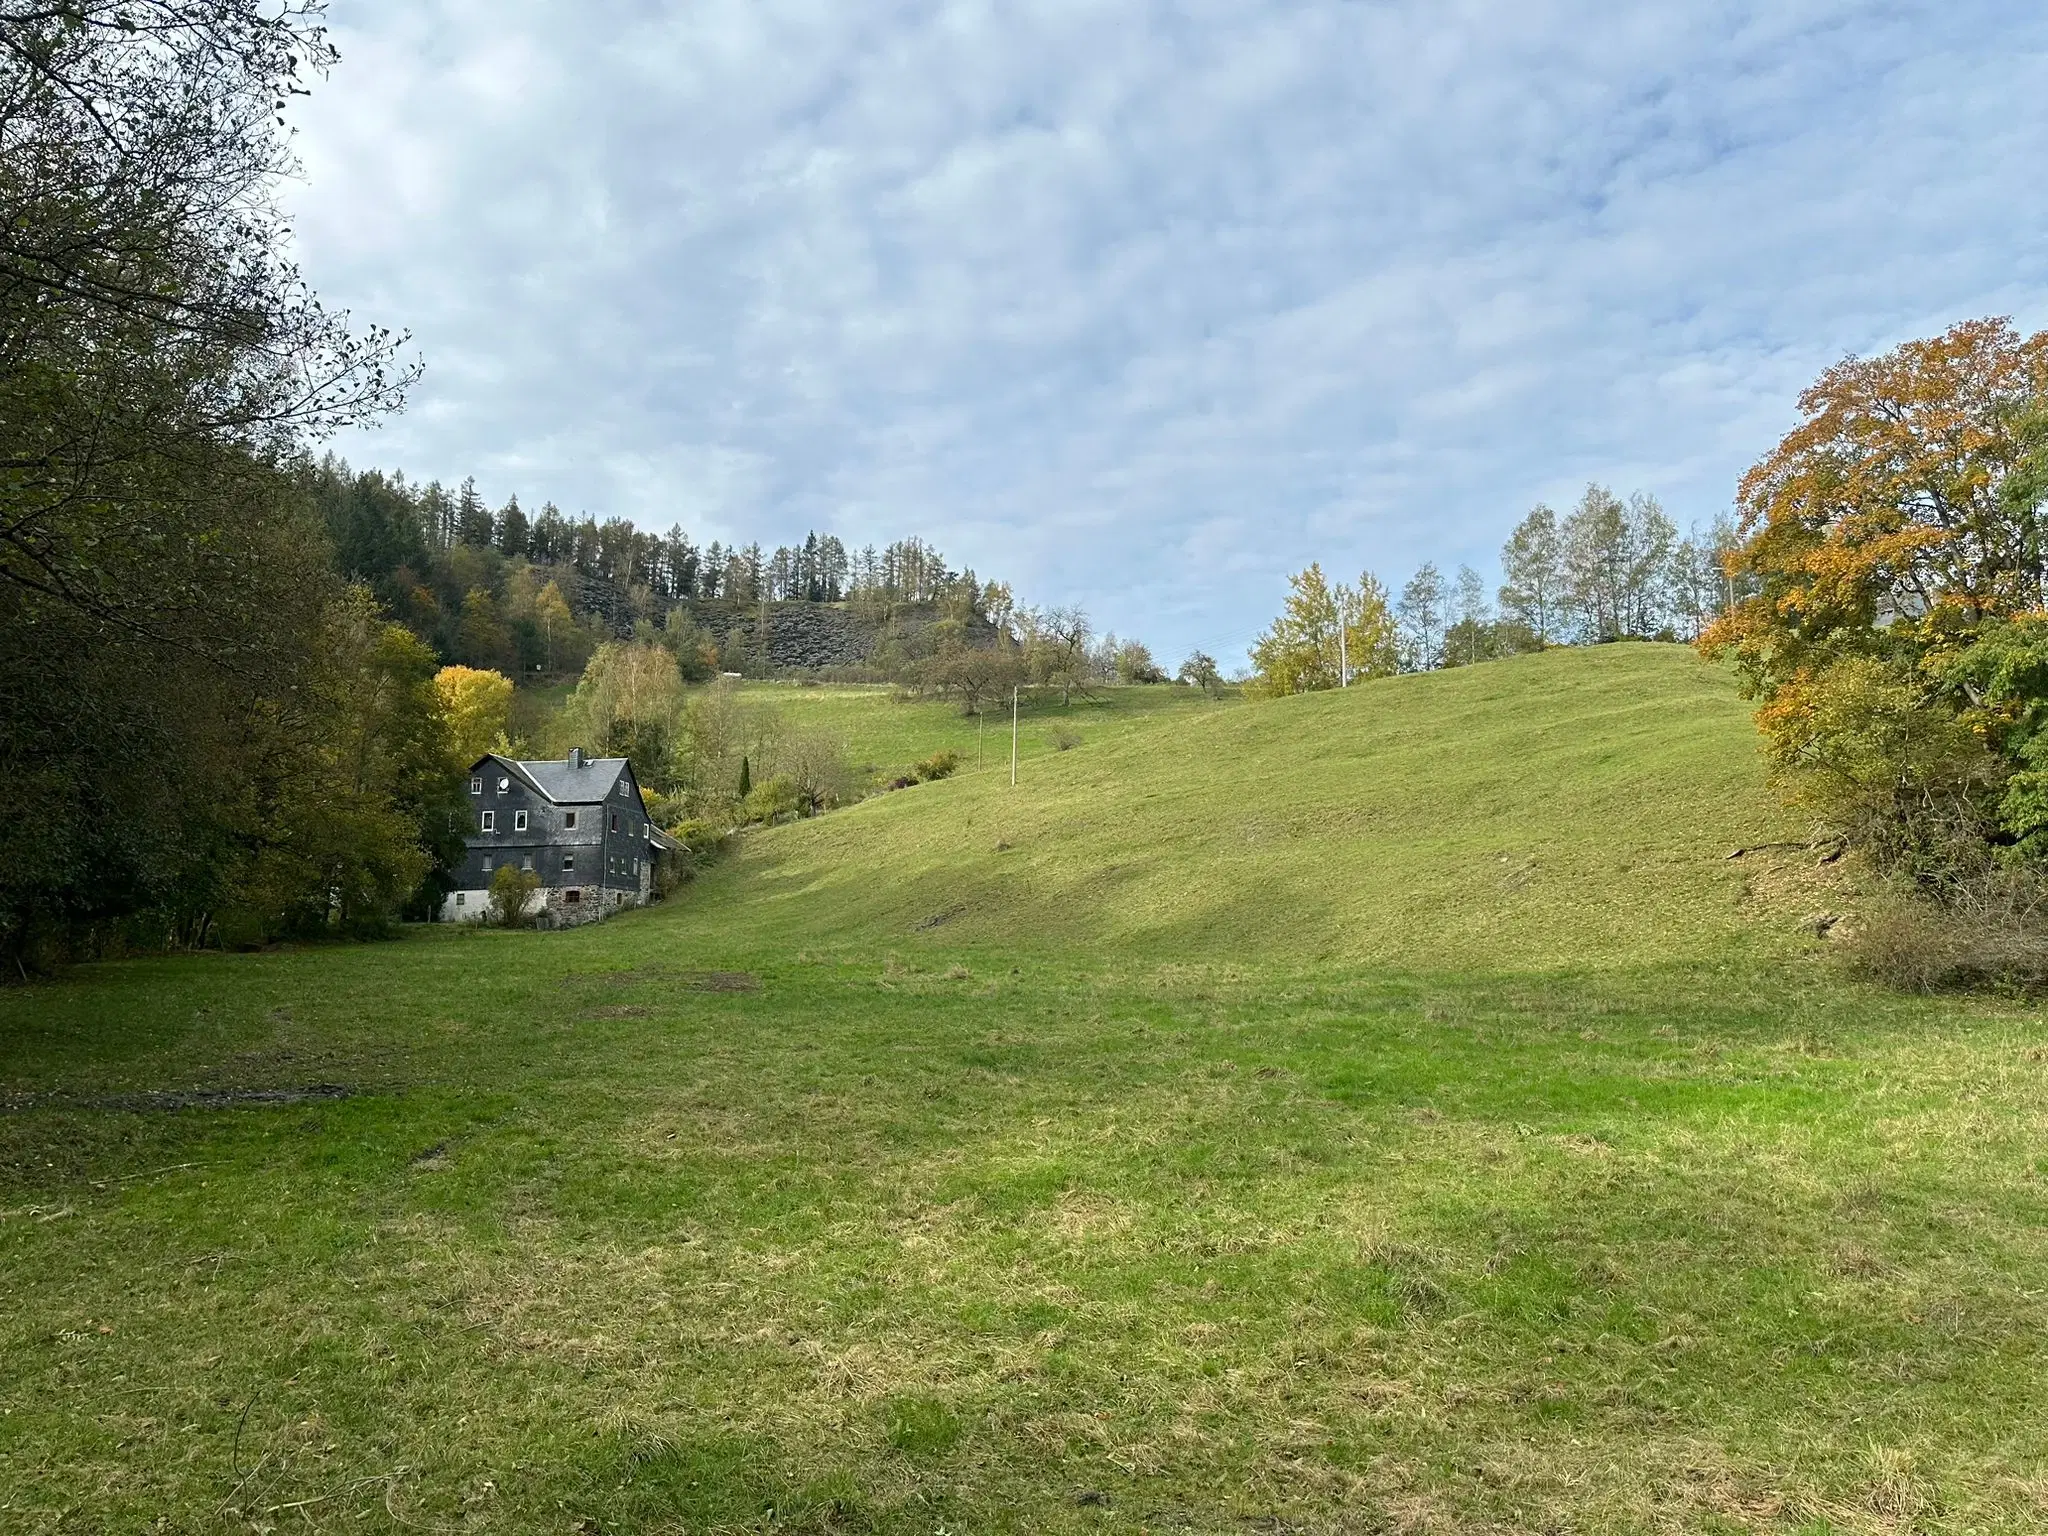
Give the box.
[1010,686,1019,787]
[1338,587,1351,687]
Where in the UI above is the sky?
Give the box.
[287,0,2048,667]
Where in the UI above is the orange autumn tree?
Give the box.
[1702,318,2048,878]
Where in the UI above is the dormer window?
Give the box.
[469,777,482,795]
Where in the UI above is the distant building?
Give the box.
[442,747,680,926]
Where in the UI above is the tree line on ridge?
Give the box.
[1245,487,1751,694]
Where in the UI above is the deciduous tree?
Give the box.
[434,666,514,765]
[1249,563,1341,695]
[1702,317,2048,882]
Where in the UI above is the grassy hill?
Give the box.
[719,644,1789,967]
[6,646,2047,1534]
[734,677,1237,789]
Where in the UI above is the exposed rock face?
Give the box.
[683,601,996,673]
[687,602,878,669]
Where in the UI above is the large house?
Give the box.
[443,747,680,926]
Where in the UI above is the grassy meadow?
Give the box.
[6,646,2048,1534]
[734,678,1236,787]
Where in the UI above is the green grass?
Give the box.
[734,678,1236,785]
[6,645,2048,1534]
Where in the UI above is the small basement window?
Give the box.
[454,892,465,906]
[514,810,528,831]
[480,810,495,832]
[564,810,578,830]
[565,889,581,904]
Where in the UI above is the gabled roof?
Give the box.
[470,753,636,807]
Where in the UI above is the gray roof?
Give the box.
[474,753,635,807]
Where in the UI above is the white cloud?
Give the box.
[288,0,2048,663]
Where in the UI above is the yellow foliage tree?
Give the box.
[433,665,514,766]
[1249,564,1400,697]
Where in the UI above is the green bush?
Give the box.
[666,818,728,862]
[912,750,962,782]
[742,773,801,825]
[488,865,542,928]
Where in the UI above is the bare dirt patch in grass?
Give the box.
[683,970,761,993]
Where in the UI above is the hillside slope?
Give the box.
[12,644,2048,1535]
[685,643,1796,968]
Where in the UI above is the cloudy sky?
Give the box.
[288,0,2048,666]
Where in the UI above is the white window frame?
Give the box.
[514,810,528,831]
[469,777,482,795]
[562,853,575,872]
[497,776,511,793]
[480,810,495,832]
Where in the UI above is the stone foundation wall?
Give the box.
[441,882,652,928]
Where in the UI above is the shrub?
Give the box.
[1048,725,1081,751]
[742,773,801,824]
[488,865,542,928]
[1760,656,2002,886]
[913,750,962,782]
[665,817,727,861]
[1840,866,2048,993]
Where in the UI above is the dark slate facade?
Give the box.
[442,747,674,925]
